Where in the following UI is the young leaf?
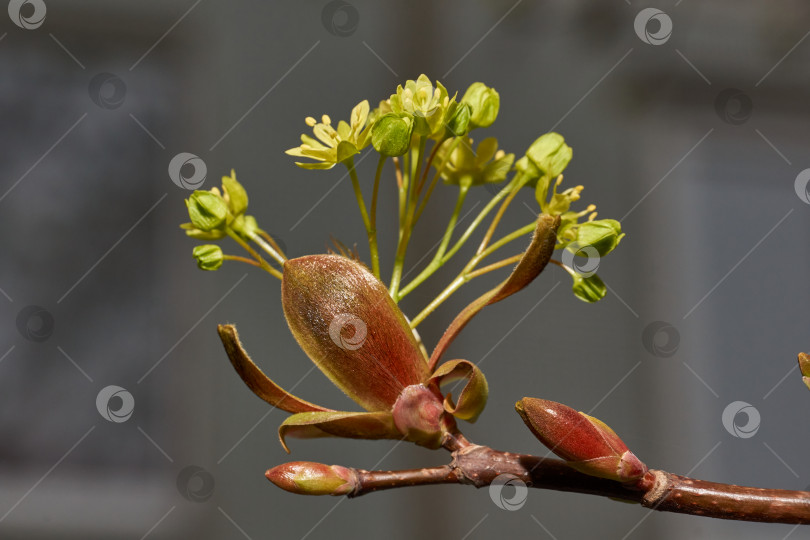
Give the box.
[278,411,399,453]
[217,324,333,413]
[429,214,560,368]
[429,359,489,422]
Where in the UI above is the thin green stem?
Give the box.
[257,229,287,260]
[398,183,469,300]
[440,174,517,263]
[476,175,523,256]
[222,255,262,267]
[413,137,461,226]
[465,253,523,279]
[345,157,378,277]
[368,155,386,279]
[476,221,536,262]
[409,221,535,327]
[226,229,282,280]
[390,136,427,298]
[409,276,465,327]
[248,231,285,265]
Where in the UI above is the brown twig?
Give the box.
[347,445,810,524]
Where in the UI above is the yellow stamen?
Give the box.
[305,117,317,127]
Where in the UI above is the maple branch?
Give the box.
[343,445,810,524]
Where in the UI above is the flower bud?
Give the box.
[392,384,447,449]
[444,102,472,138]
[515,398,647,482]
[461,82,500,129]
[265,461,355,496]
[221,170,248,216]
[525,133,572,180]
[799,352,810,391]
[192,244,224,271]
[186,190,228,232]
[371,113,413,157]
[571,273,606,303]
[575,219,624,257]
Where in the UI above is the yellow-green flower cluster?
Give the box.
[286,100,372,170]
[433,137,514,188]
[181,170,257,239]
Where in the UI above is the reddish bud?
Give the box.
[281,255,429,412]
[392,384,447,448]
[265,461,355,496]
[515,397,647,482]
[799,352,810,391]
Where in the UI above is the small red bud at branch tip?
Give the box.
[265,461,356,496]
[799,352,810,391]
[515,397,647,483]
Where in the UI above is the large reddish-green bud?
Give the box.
[799,352,810,391]
[515,397,647,483]
[282,255,430,412]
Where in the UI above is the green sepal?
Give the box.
[180,222,226,240]
[221,170,248,216]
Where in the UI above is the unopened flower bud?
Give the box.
[186,190,228,232]
[799,352,810,391]
[571,273,606,303]
[445,102,472,138]
[575,219,624,257]
[461,82,500,129]
[392,384,447,449]
[192,244,224,271]
[265,461,355,496]
[525,133,572,180]
[515,397,647,482]
[371,113,413,157]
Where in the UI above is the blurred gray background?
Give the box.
[1,1,809,538]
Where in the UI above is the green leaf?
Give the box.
[217,324,333,414]
[278,411,399,453]
[430,359,489,422]
[576,219,624,257]
[572,273,606,303]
